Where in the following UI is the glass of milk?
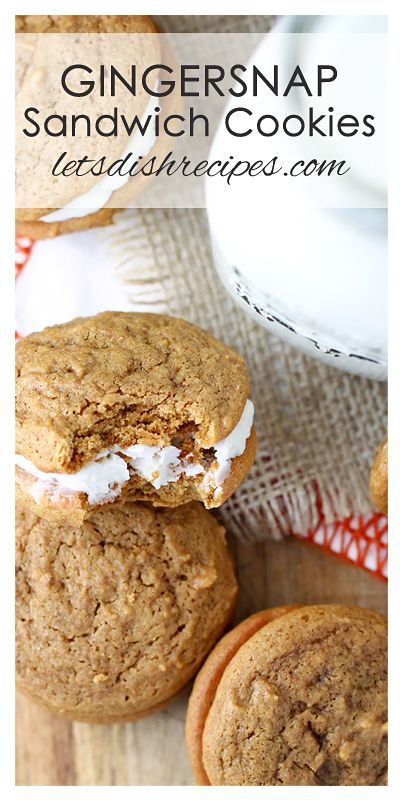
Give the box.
[206,15,387,380]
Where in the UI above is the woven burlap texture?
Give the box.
[107,206,387,541]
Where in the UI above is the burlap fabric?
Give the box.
[107,203,386,540]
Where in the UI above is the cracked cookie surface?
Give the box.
[16,311,249,469]
[16,501,237,722]
[192,605,387,786]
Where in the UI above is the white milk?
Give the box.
[206,15,387,379]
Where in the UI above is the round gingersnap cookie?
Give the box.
[15,311,256,525]
[186,604,387,786]
[370,437,388,514]
[16,500,238,722]
[16,15,163,239]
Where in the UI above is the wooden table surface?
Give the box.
[16,535,387,786]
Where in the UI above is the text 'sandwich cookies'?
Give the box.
[186,604,387,786]
[16,15,160,239]
[16,501,238,723]
[15,312,256,524]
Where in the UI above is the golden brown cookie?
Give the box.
[16,501,238,722]
[186,604,387,786]
[16,15,165,239]
[16,14,157,33]
[186,606,300,785]
[370,438,388,514]
[16,312,256,524]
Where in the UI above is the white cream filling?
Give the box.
[41,93,158,223]
[120,444,204,491]
[15,399,254,505]
[207,398,254,485]
[15,450,130,505]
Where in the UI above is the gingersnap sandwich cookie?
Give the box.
[16,15,163,240]
[186,604,387,786]
[16,311,256,524]
[370,437,388,515]
[16,501,238,723]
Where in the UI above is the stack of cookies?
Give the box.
[15,311,387,785]
[15,311,255,722]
